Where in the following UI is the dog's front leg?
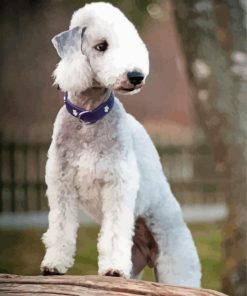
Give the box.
[97,157,139,279]
[40,150,79,275]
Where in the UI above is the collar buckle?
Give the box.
[78,110,92,125]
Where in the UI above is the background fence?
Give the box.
[0,133,48,212]
[0,133,226,213]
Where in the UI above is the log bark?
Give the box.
[0,274,228,296]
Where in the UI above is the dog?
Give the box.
[41,2,201,287]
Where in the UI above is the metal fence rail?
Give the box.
[158,146,226,205]
[0,134,49,212]
[0,133,226,213]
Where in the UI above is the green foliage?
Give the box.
[0,223,223,290]
[60,0,157,29]
[0,0,157,30]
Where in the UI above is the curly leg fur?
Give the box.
[41,153,79,275]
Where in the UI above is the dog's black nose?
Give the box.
[127,71,144,86]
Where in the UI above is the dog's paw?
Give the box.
[99,267,129,278]
[41,266,64,276]
[104,269,122,277]
[98,255,132,279]
[40,250,73,275]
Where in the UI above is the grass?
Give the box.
[0,223,223,291]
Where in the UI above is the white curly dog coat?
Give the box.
[41,2,201,287]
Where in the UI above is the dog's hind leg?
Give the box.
[147,196,201,287]
[41,146,79,275]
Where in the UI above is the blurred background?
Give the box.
[0,1,246,295]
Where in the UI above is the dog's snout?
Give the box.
[127,71,144,86]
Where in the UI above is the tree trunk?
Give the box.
[0,274,228,296]
[172,1,247,295]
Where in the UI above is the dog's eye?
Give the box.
[94,41,108,52]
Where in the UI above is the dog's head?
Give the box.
[52,2,149,95]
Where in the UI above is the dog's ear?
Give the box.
[52,26,86,59]
[52,26,93,92]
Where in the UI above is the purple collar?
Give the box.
[64,91,114,125]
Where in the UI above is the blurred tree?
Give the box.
[172,0,247,295]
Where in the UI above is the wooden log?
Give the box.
[0,274,228,296]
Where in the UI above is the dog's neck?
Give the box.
[69,87,109,110]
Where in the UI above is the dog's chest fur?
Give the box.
[52,103,129,221]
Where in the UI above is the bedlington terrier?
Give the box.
[41,2,201,287]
